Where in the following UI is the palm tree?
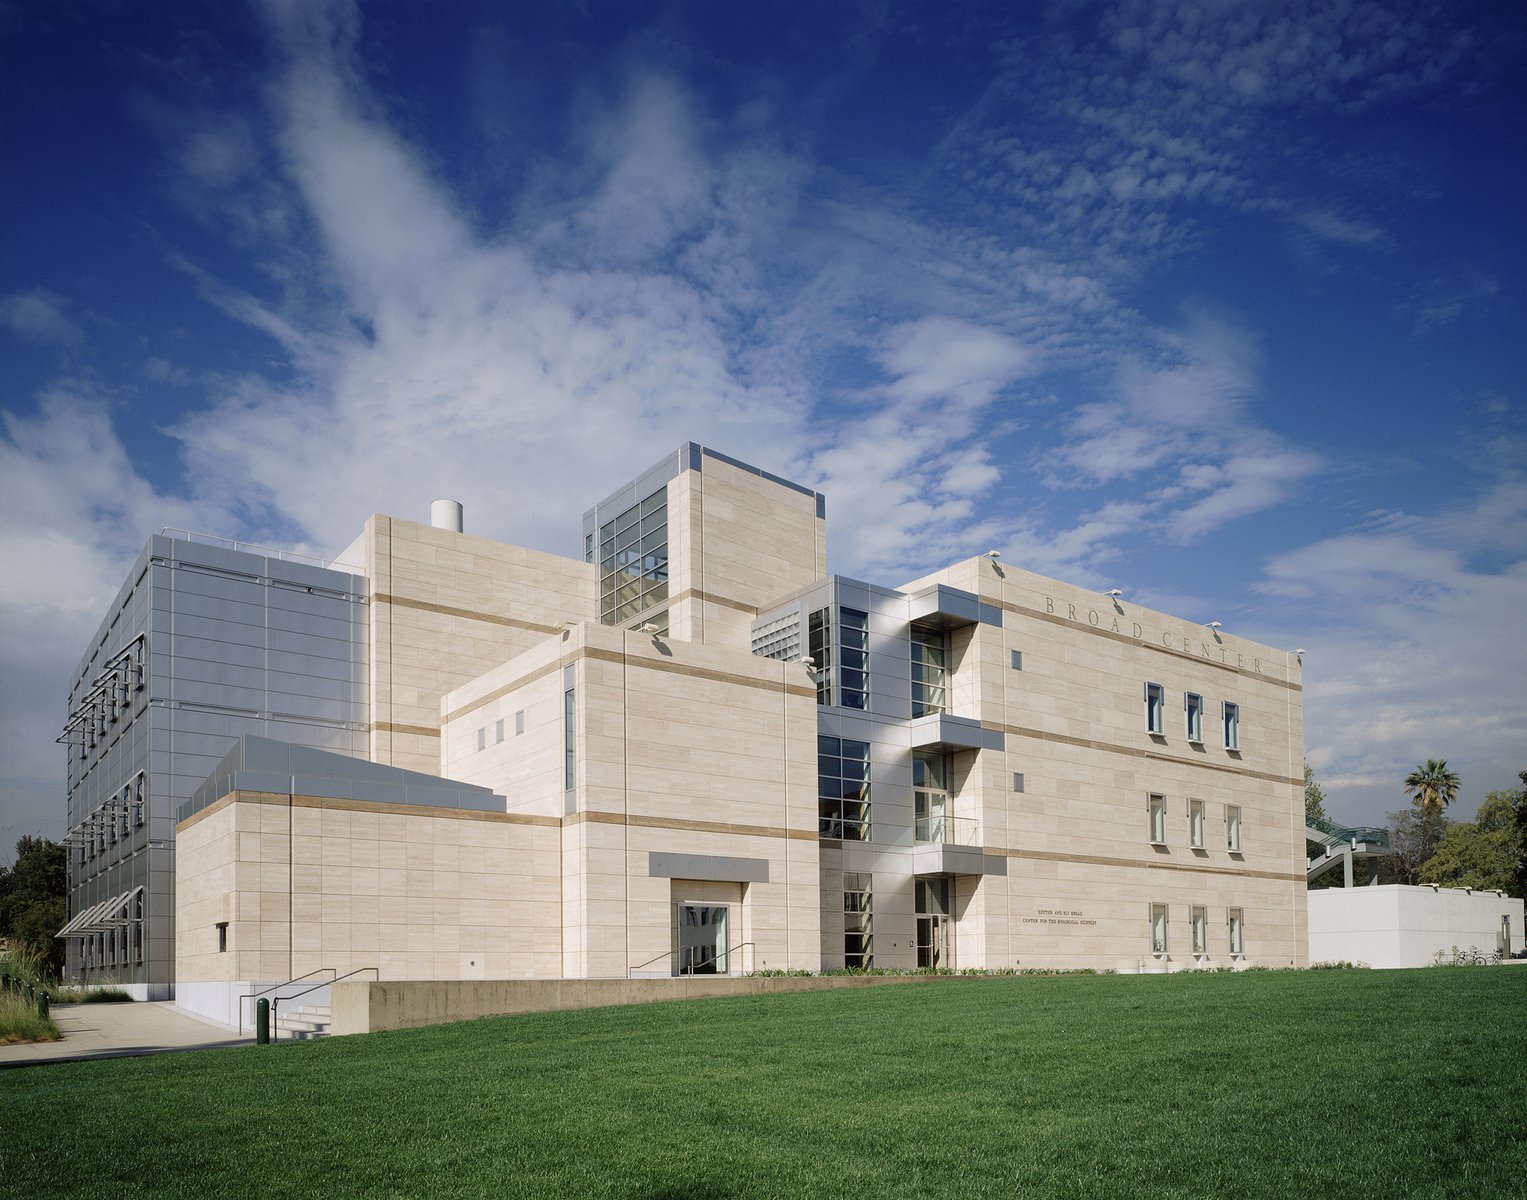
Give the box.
[1404,759,1460,811]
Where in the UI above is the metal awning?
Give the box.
[56,886,143,939]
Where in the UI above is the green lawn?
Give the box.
[3,970,1525,1198]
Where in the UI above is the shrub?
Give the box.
[0,988,61,1044]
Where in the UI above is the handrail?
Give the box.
[269,966,378,1039]
[1306,816,1390,851]
[629,942,756,977]
[238,968,335,1036]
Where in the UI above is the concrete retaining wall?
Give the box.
[331,974,934,1035]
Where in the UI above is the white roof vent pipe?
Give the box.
[431,499,464,533]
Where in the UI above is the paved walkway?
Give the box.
[0,1002,249,1069]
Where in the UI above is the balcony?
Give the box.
[915,814,980,846]
[908,713,1004,753]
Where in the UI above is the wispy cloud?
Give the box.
[0,289,85,346]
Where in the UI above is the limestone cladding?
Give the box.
[175,790,562,984]
[350,514,597,775]
[666,458,825,649]
[439,622,821,976]
[896,555,1307,970]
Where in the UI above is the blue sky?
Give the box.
[3,0,1524,843]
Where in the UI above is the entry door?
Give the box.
[915,916,948,968]
[677,904,730,975]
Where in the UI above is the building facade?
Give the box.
[59,443,1308,1012]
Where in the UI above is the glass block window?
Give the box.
[819,735,870,840]
[751,613,802,661]
[599,489,668,625]
[911,625,948,717]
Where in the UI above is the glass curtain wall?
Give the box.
[911,625,948,716]
[599,490,668,625]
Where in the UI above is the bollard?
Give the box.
[38,990,49,1020]
[256,997,270,1045]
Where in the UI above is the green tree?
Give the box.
[1516,770,1527,899]
[0,836,68,976]
[1418,790,1520,894]
[1304,761,1328,824]
[1404,759,1460,811]
[1388,804,1449,885]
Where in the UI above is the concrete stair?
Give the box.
[274,1003,331,1040]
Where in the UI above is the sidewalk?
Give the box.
[0,1002,249,1069]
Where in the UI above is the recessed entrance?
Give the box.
[915,879,949,969]
[676,903,730,975]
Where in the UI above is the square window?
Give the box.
[1145,683,1165,735]
[1186,693,1204,743]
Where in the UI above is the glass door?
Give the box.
[676,903,729,975]
[915,879,949,968]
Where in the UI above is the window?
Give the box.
[1188,798,1205,848]
[133,774,145,826]
[838,608,869,710]
[819,736,870,840]
[809,606,868,709]
[911,625,948,716]
[584,532,594,563]
[844,873,873,968]
[808,607,833,705]
[598,490,668,625]
[1145,682,1165,734]
[1226,805,1242,853]
[216,922,228,953]
[515,710,525,735]
[1191,905,1208,955]
[1228,907,1245,956]
[476,727,486,752]
[563,687,577,791]
[1012,772,1025,793]
[494,718,505,744]
[1148,794,1167,844]
[1010,650,1023,670]
[1150,903,1168,956]
[913,751,949,843]
[1186,692,1204,743]
[1222,701,1240,750]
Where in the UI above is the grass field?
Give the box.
[3,969,1524,1198]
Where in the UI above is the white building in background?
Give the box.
[59,443,1310,1017]
[1308,885,1521,968]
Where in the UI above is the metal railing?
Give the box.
[238,968,335,1036]
[1306,815,1390,853]
[269,966,378,1039]
[160,528,361,573]
[915,814,980,846]
[629,942,756,978]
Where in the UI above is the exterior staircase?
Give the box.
[274,1003,332,1040]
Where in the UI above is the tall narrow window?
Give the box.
[1222,701,1240,750]
[844,873,873,968]
[476,727,486,752]
[133,773,145,827]
[1148,794,1167,844]
[1186,692,1204,742]
[913,751,950,843]
[819,736,870,840]
[1188,798,1205,848]
[839,608,869,710]
[1226,805,1242,853]
[1150,904,1168,956]
[1228,907,1245,956]
[1145,682,1165,734]
[911,625,948,717]
[216,922,228,953]
[495,718,505,744]
[808,607,833,706]
[1191,905,1208,955]
[563,687,577,791]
